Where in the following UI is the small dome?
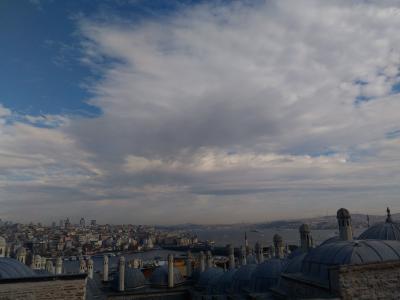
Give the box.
[358,222,400,240]
[337,208,350,219]
[0,258,36,279]
[208,269,237,294]
[149,265,183,287]
[250,258,287,292]
[299,224,310,232]
[230,264,257,293]
[197,267,224,289]
[113,267,146,290]
[301,240,400,284]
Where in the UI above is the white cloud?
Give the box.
[3,1,400,223]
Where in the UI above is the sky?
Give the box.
[1,0,400,224]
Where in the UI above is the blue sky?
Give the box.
[1,0,400,224]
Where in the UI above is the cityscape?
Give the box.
[2,0,400,299]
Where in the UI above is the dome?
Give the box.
[230,264,257,293]
[197,267,224,289]
[283,252,306,274]
[250,259,287,292]
[208,269,237,294]
[337,208,350,219]
[359,222,400,240]
[149,265,184,287]
[0,258,36,279]
[358,208,400,241]
[320,236,340,246]
[299,224,310,232]
[113,267,146,290]
[301,240,400,284]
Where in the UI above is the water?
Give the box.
[191,228,364,247]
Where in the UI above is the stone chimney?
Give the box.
[240,246,247,266]
[79,258,86,274]
[199,251,205,272]
[206,251,213,269]
[103,255,109,282]
[118,256,125,292]
[55,257,63,275]
[168,254,174,288]
[87,258,94,279]
[45,260,54,274]
[273,234,284,259]
[299,224,313,251]
[228,244,235,270]
[337,208,353,241]
[186,251,192,277]
[255,242,263,264]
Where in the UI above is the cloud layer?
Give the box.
[2,0,400,224]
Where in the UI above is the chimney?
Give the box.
[55,257,63,275]
[118,256,125,292]
[186,251,192,277]
[103,255,109,282]
[199,251,205,272]
[87,258,94,279]
[206,251,213,269]
[299,224,313,251]
[228,244,235,270]
[168,254,174,288]
[337,208,353,241]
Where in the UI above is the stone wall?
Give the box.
[0,275,86,300]
[332,260,400,300]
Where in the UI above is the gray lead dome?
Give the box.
[0,258,36,279]
[301,240,400,283]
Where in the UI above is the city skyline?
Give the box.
[1,0,400,224]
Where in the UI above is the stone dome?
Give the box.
[0,258,36,279]
[301,240,400,284]
[250,258,287,292]
[208,269,237,294]
[359,208,400,241]
[359,222,400,241]
[283,252,306,274]
[113,267,146,290]
[337,208,350,218]
[230,264,257,293]
[149,265,183,287]
[197,267,224,289]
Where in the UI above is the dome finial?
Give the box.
[386,207,392,223]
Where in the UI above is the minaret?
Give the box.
[240,246,247,266]
[186,251,192,277]
[337,208,353,241]
[228,244,235,270]
[255,242,263,264]
[273,234,284,258]
[386,207,393,223]
[87,258,94,279]
[206,251,213,269]
[199,251,205,272]
[103,255,109,281]
[299,224,313,251]
[118,256,125,292]
[79,258,86,274]
[55,257,63,275]
[168,254,174,288]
